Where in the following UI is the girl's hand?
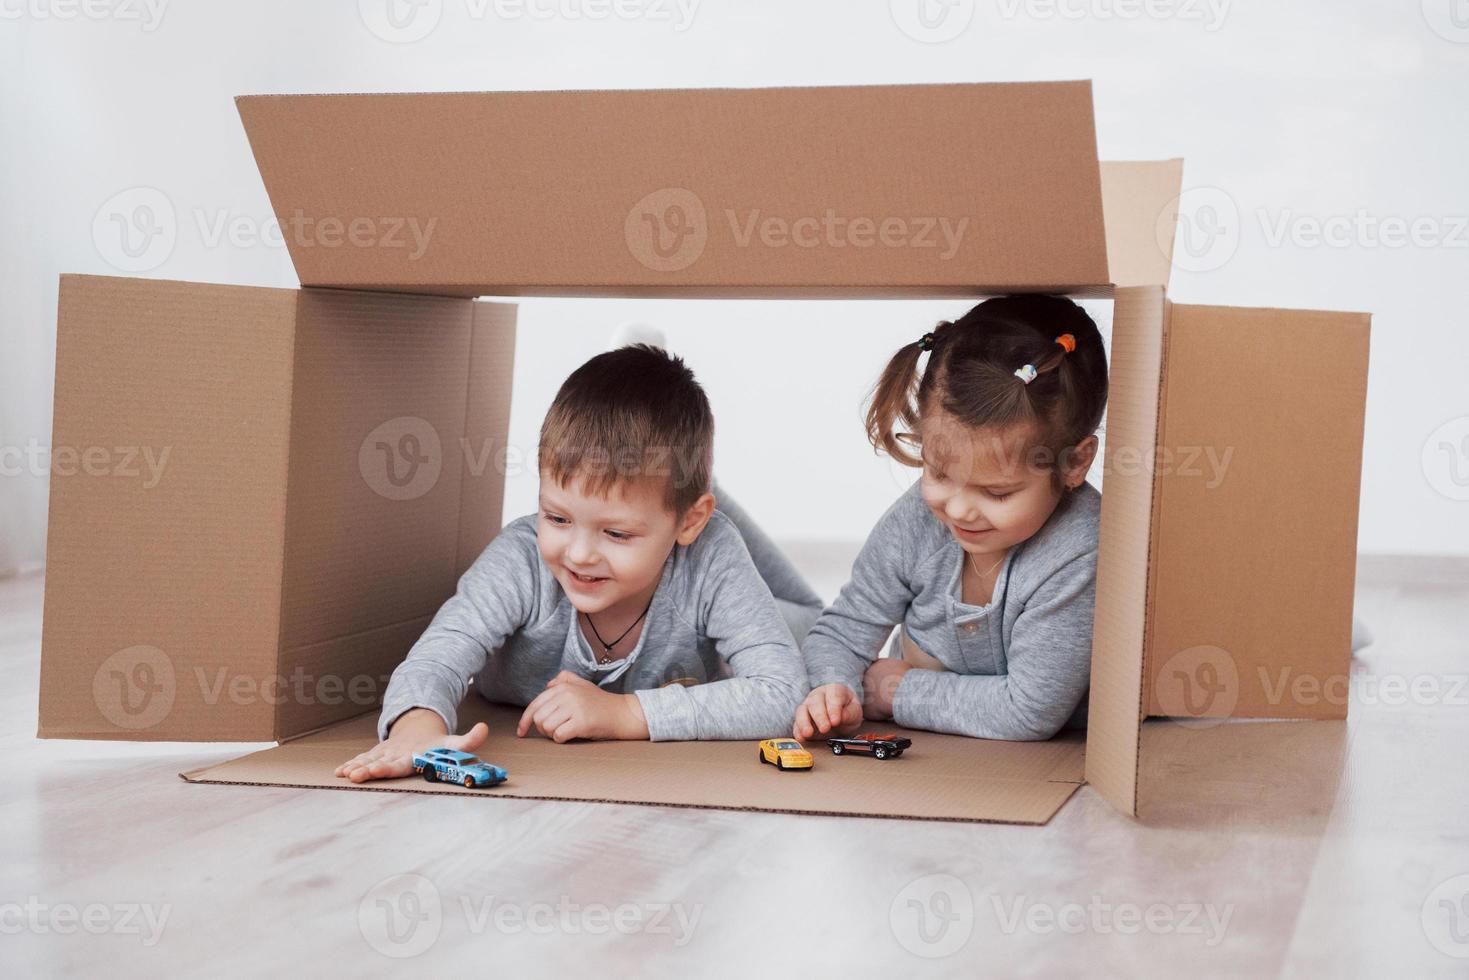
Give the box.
[516,670,650,742]
[793,683,863,740]
[861,658,913,721]
[334,709,489,784]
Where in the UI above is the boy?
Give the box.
[337,343,816,783]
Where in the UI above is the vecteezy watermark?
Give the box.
[359,874,443,958]
[1153,645,1239,727]
[1258,209,1469,251]
[989,895,1234,946]
[1162,185,1469,274]
[889,0,976,43]
[891,873,975,958]
[359,417,444,502]
[1423,416,1469,502]
[1423,873,1469,958]
[1162,186,1240,274]
[0,898,171,946]
[358,874,703,957]
[0,0,169,30]
[92,186,438,274]
[2,439,171,489]
[357,0,700,43]
[1256,667,1469,711]
[92,646,396,730]
[624,188,971,273]
[93,645,177,730]
[1422,0,1469,44]
[93,187,177,273]
[993,0,1231,31]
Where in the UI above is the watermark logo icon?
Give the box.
[1163,186,1239,273]
[359,417,443,501]
[359,874,443,958]
[358,0,442,43]
[624,188,707,272]
[890,873,974,958]
[890,0,975,42]
[93,187,177,273]
[1423,416,1469,501]
[1154,645,1239,727]
[1422,0,1469,43]
[92,645,176,730]
[1422,873,1469,958]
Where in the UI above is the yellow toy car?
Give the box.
[758,738,814,771]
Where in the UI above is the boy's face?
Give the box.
[917,411,1096,558]
[537,471,714,616]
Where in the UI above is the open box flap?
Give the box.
[39,276,299,741]
[1145,303,1370,721]
[1100,159,1184,288]
[235,82,1110,297]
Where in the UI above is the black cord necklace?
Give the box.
[582,598,654,664]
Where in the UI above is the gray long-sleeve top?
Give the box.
[377,509,810,742]
[802,479,1101,741]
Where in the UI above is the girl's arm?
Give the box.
[376,521,541,740]
[893,549,1097,741]
[633,521,810,741]
[801,494,920,702]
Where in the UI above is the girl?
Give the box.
[794,294,1107,742]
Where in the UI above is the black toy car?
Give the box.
[825,733,912,760]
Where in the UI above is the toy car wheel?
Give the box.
[831,743,844,755]
[422,768,438,782]
[776,757,785,770]
[758,749,767,764]
[874,746,888,760]
[462,775,476,788]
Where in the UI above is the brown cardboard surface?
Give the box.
[37,276,518,742]
[1084,285,1169,817]
[1100,159,1184,288]
[183,701,1086,825]
[236,82,1109,297]
[1145,303,1370,721]
[40,275,299,741]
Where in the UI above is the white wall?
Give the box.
[3,0,1466,575]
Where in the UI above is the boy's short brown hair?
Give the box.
[538,344,714,516]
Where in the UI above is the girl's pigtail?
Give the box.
[865,324,945,466]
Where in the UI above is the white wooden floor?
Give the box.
[2,555,1466,978]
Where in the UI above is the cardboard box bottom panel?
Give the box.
[182,701,1087,825]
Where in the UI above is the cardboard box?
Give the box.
[38,82,1369,825]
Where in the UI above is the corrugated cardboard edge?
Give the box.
[1084,285,1170,817]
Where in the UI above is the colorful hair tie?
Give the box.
[1013,364,1038,384]
[918,332,935,351]
[1055,333,1076,353]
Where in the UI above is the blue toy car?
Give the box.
[412,748,508,788]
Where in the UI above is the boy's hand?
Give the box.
[793,683,863,740]
[516,670,649,742]
[334,709,489,784]
[861,658,912,721]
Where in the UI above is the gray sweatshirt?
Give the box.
[802,479,1101,741]
[377,508,810,742]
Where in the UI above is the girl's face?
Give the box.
[917,411,1093,557]
[537,472,712,617]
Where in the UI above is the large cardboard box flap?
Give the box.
[235,82,1110,297]
[39,275,517,742]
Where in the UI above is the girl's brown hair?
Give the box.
[866,295,1108,490]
